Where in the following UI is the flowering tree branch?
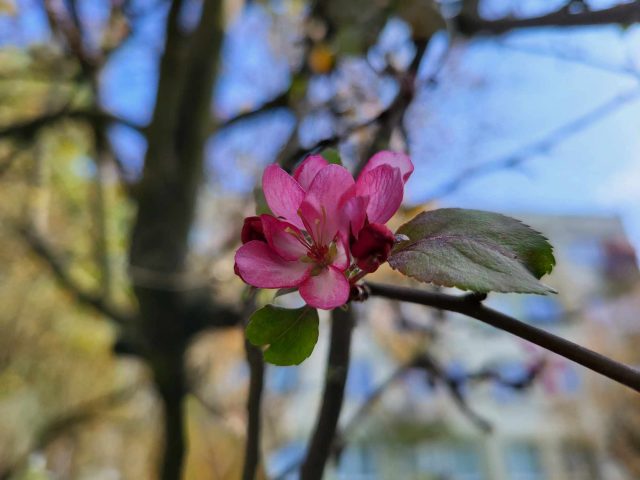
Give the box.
[364,282,640,393]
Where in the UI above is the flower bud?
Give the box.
[350,223,395,273]
[241,216,266,244]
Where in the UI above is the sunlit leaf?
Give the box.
[246,305,319,366]
[320,148,342,166]
[253,187,272,215]
[389,208,556,294]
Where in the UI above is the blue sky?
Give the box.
[404,25,640,254]
[2,0,639,255]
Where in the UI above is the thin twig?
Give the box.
[17,224,134,326]
[0,382,139,479]
[497,42,640,81]
[412,352,492,432]
[419,86,640,202]
[364,282,640,393]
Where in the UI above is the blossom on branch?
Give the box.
[234,151,413,309]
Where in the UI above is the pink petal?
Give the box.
[300,164,355,245]
[350,222,394,273]
[262,164,305,229]
[331,235,350,271]
[298,200,325,248]
[359,151,414,184]
[339,191,369,237]
[299,266,350,310]
[293,154,328,191]
[355,164,404,224]
[260,214,309,261]
[235,240,311,288]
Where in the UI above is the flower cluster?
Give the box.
[234,151,413,309]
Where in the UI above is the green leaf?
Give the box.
[320,148,342,166]
[389,208,556,294]
[253,187,272,215]
[246,305,319,366]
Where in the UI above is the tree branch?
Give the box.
[241,291,264,480]
[412,352,492,432]
[300,308,354,480]
[364,282,640,393]
[276,342,544,478]
[457,1,640,35]
[0,108,145,142]
[242,340,265,480]
[216,90,291,132]
[17,224,134,326]
[420,86,640,202]
[0,383,138,479]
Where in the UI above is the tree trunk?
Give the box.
[127,1,225,479]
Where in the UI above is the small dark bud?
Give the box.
[351,223,395,273]
[241,216,266,244]
[349,284,370,302]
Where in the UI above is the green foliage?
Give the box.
[246,305,319,366]
[253,186,272,215]
[320,148,342,165]
[389,208,556,294]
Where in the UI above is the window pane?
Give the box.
[504,443,544,480]
[416,443,486,480]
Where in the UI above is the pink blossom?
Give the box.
[234,151,413,309]
[350,222,395,273]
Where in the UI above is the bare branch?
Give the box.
[300,308,354,480]
[43,0,98,74]
[0,107,145,142]
[216,90,291,132]
[420,86,640,202]
[412,353,492,433]
[0,149,20,178]
[0,108,71,141]
[17,224,135,326]
[0,383,139,479]
[457,1,640,35]
[497,41,640,80]
[363,282,640,393]
[242,291,264,480]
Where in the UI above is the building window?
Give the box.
[504,442,544,480]
[416,442,486,480]
[336,445,377,479]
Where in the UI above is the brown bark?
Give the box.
[127,1,227,479]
